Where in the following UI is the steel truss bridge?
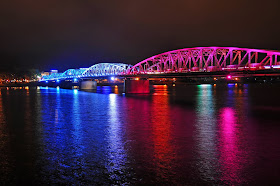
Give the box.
[42,47,280,81]
[42,63,132,81]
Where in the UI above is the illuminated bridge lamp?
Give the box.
[56,79,60,83]
[73,78,78,83]
[46,81,48,83]
[227,75,232,79]
[111,77,115,81]
[135,77,139,81]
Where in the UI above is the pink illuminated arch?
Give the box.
[127,47,280,74]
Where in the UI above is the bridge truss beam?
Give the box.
[127,47,280,74]
[42,63,131,81]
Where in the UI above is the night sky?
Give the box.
[1,0,280,71]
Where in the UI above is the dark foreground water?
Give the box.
[1,84,280,185]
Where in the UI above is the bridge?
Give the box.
[42,63,132,81]
[41,47,280,93]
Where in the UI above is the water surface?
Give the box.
[0,84,280,185]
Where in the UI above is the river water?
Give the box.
[0,84,280,185]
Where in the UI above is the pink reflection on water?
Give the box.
[218,107,242,184]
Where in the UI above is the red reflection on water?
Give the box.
[151,93,174,179]
[0,89,4,132]
[0,89,12,179]
[153,85,168,95]
[123,95,154,164]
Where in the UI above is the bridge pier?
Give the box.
[80,80,97,90]
[124,79,150,93]
[59,80,78,89]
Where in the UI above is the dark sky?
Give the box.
[1,0,280,71]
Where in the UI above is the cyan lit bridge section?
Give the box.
[40,63,149,93]
[42,63,132,81]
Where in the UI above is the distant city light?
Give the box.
[73,78,78,82]
[111,77,115,81]
[56,79,60,83]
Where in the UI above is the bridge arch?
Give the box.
[82,63,131,77]
[41,63,132,81]
[127,47,280,74]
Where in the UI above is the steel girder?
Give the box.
[42,63,131,80]
[82,63,131,77]
[127,47,280,74]
[42,68,87,80]
[42,72,63,80]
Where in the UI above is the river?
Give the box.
[0,84,280,185]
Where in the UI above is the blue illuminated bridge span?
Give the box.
[42,47,280,81]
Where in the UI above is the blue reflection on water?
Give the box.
[96,86,112,94]
[37,87,131,184]
[106,94,129,182]
[73,89,78,94]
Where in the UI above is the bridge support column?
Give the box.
[59,80,76,89]
[80,80,97,90]
[124,79,150,93]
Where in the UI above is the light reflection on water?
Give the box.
[0,84,280,185]
[195,84,218,182]
[106,94,129,183]
[219,107,241,184]
[217,84,254,185]
[0,89,11,181]
[151,90,174,181]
